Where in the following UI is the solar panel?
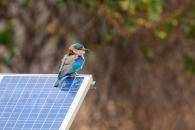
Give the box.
[0,74,92,130]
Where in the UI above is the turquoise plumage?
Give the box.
[54,43,88,87]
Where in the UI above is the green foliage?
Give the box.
[180,14,195,39]
[154,18,178,40]
[154,29,167,39]
[80,0,101,12]
[184,56,195,75]
[178,2,195,39]
[141,44,155,62]
[125,0,162,21]
[3,51,15,65]
[0,25,14,48]
[184,21,195,39]
[148,0,163,21]
[106,0,119,10]
[166,19,177,32]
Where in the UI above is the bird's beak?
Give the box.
[82,47,89,51]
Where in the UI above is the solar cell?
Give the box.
[0,74,92,130]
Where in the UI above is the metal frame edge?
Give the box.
[60,75,93,130]
[0,75,3,83]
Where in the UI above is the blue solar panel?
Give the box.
[0,75,89,130]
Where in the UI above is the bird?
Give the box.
[54,43,88,87]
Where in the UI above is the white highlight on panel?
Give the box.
[0,75,3,83]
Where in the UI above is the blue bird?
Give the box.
[54,43,88,87]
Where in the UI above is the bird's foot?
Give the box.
[71,73,78,77]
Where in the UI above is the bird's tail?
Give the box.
[54,76,69,88]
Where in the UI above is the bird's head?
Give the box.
[68,43,88,56]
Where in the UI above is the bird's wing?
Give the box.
[59,54,78,73]
[64,55,78,64]
[60,64,73,74]
[59,55,67,72]
[71,56,84,72]
[60,57,83,76]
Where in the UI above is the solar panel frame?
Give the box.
[0,74,92,130]
[0,76,3,82]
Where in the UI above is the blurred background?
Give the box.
[0,0,195,130]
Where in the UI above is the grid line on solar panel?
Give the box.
[39,92,65,129]
[5,77,30,128]
[0,77,22,118]
[32,77,61,130]
[47,78,77,129]
[0,75,84,130]
[22,77,46,129]
[4,77,32,128]
[23,77,59,129]
[20,77,51,129]
[0,77,12,104]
